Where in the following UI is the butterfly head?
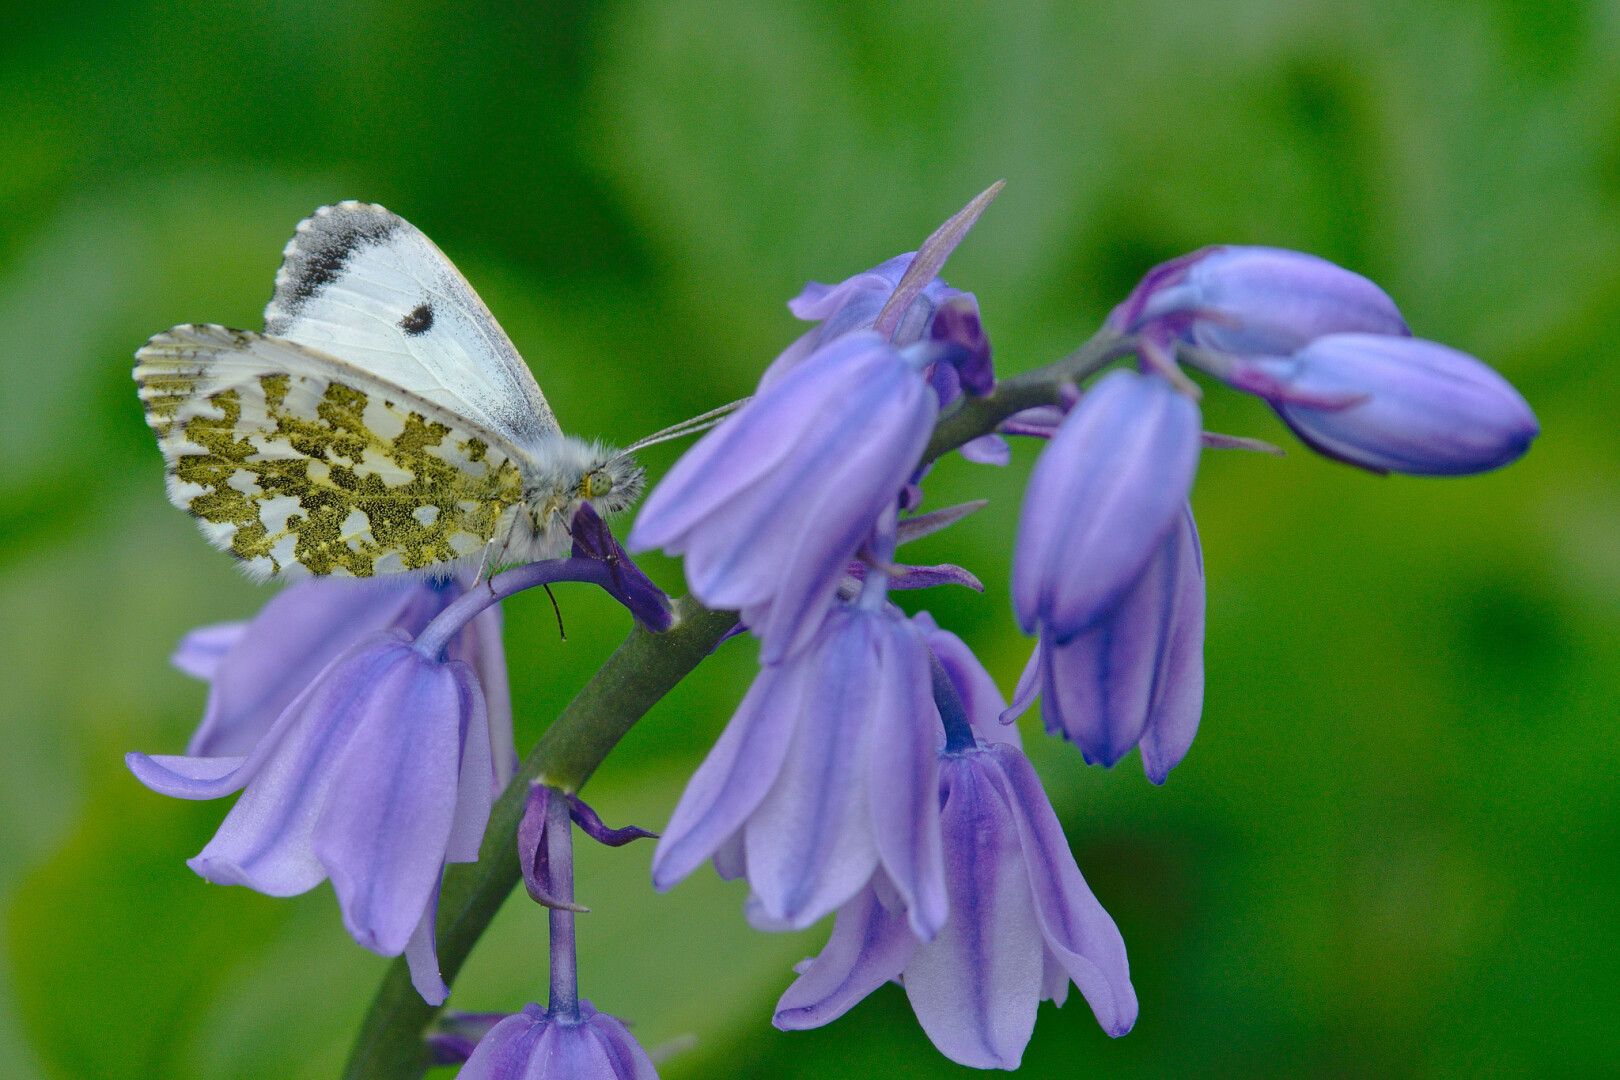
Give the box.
[520,435,645,557]
[576,449,645,517]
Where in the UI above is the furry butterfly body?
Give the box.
[134,202,642,580]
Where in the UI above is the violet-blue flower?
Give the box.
[651,597,947,938]
[1108,245,1410,357]
[455,1001,658,1080]
[1230,333,1540,475]
[1013,368,1202,641]
[1006,505,1205,783]
[629,331,936,663]
[128,628,495,1003]
[773,741,1137,1070]
[171,575,514,780]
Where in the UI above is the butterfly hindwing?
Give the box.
[262,201,561,455]
[135,324,530,580]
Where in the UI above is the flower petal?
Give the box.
[170,620,246,681]
[1140,507,1206,783]
[903,755,1044,1070]
[444,666,494,863]
[868,617,947,939]
[314,653,469,956]
[986,745,1137,1037]
[450,600,517,791]
[186,577,444,757]
[919,614,1021,749]
[185,633,408,895]
[746,611,882,926]
[773,880,917,1030]
[651,661,805,890]
[405,875,449,1006]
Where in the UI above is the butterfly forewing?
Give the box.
[262,201,561,455]
[135,324,530,580]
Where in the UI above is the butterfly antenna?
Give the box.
[618,397,751,457]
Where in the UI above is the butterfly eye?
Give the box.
[583,470,614,499]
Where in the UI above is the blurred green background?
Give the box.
[0,1,1613,1077]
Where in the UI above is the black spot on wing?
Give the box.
[266,202,403,328]
[400,302,434,335]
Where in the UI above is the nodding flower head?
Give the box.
[127,629,496,1005]
[651,599,949,940]
[773,741,1137,1070]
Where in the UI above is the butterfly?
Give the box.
[134,202,720,581]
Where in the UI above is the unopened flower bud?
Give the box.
[1241,333,1539,475]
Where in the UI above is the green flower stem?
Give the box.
[340,597,738,1080]
[924,329,1129,464]
[341,326,1134,1079]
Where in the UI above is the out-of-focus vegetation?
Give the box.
[0,2,1614,1077]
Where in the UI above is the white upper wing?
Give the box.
[263,201,559,454]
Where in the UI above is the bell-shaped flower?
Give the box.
[127,629,495,1004]
[630,332,936,663]
[773,741,1137,1070]
[456,1001,658,1080]
[172,576,514,784]
[1005,506,1205,783]
[1013,369,1202,641]
[1232,333,1539,475]
[651,601,947,938]
[1108,245,1409,357]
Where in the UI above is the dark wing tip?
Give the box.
[265,202,406,329]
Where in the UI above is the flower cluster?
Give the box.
[631,194,1538,1067]
[130,187,1539,1076]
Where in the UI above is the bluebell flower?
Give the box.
[629,332,937,663]
[1013,368,1202,641]
[1228,333,1540,475]
[456,1001,658,1080]
[171,575,515,781]
[1108,245,1409,357]
[129,629,496,1004]
[651,600,947,938]
[773,741,1137,1070]
[1006,506,1205,783]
